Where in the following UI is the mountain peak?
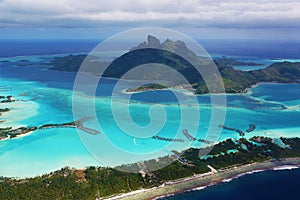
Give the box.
[131,35,196,59]
[147,35,161,48]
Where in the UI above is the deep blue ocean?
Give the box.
[161,168,300,200]
[1,39,300,59]
[0,39,299,199]
[0,39,99,57]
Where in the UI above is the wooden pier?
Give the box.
[152,135,184,142]
[182,129,196,141]
[75,117,101,135]
[218,124,248,137]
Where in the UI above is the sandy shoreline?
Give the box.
[0,130,35,142]
[108,157,300,200]
[0,136,10,141]
[14,130,34,139]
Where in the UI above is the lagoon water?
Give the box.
[0,41,300,178]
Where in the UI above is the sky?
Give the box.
[0,0,300,40]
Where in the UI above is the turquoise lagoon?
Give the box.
[0,54,300,177]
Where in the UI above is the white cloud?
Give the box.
[0,0,300,28]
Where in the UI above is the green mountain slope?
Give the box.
[48,36,300,94]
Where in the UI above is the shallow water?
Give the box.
[0,53,300,177]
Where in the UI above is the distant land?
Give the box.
[125,83,167,93]
[214,58,265,67]
[48,35,300,94]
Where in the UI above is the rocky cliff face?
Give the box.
[131,35,196,60]
[147,35,161,48]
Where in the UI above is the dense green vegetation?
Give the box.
[215,58,264,67]
[39,121,76,129]
[1,137,300,199]
[0,126,37,139]
[126,83,167,92]
[0,168,97,200]
[217,61,300,93]
[49,54,87,72]
[48,54,109,74]
[0,108,10,119]
[0,95,15,103]
[198,137,300,169]
[0,108,10,113]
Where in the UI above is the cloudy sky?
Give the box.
[0,0,300,40]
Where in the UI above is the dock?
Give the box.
[75,117,101,135]
[198,138,214,144]
[152,135,184,142]
[218,124,245,137]
[182,129,214,144]
[182,129,196,141]
[171,151,189,165]
[246,124,256,133]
